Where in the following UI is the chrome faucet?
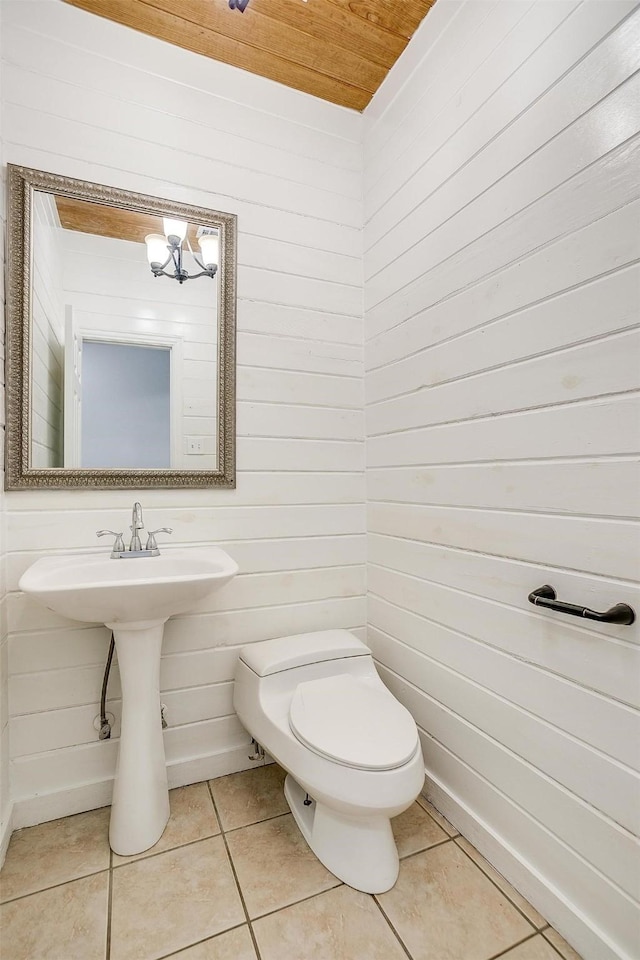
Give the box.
[97,502,172,558]
[129,502,144,552]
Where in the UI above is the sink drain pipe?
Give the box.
[98,633,115,740]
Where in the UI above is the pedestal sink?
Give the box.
[19,547,238,856]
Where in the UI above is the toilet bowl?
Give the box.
[233,630,424,893]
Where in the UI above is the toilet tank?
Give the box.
[238,629,370,677]
[233,630,378,732]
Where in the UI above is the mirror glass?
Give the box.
[5,166,236,489]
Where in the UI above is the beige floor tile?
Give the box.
[209,763,288,831]
[0,807,110,902]
[498,935,565,959]
[166,925,257,959]
[542,927,584,960]
[110,836,244,960]
[112,782,219,865]
[226,813,340,918]
[253,885,408,960]
[416,794,458,836]
[392,801,448,858]
[0,871,108,960]
[377,841,534,960]
[455,837,547,929]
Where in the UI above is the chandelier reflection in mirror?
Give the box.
[145,218,219,284]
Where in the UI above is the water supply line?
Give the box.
[98,633,115,740]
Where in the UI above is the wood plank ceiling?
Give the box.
[63,0,437,111]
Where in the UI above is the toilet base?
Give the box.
[284,774,399,894]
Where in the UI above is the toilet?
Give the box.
[233,629,424,894]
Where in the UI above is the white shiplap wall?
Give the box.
[363,3,640,960]
[1,0,365,828]
[2,3,638,957]
[0,0,11,864]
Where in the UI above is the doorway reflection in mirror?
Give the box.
[30,190,218,471]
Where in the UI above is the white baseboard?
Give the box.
[0,801,14,869]
[423,774,629,960]
[11,743,260,831]
[167,744,263,790]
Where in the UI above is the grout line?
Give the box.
[156,923,248,960]
[246,880,343,924]
[372,894,413,959]
[541,928,579,960]
[206,781,264,960]
[223,809,291,836]
[0,866,110,905]
[398,836,452,863]
[486,930,543,960]
[110,829,222,870]
[105,848,113,960]
[415,795,460,837]
[453,837,542,932]
[209,768,349,926]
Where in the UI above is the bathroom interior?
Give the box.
[0,0,638,958]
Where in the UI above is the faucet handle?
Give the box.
[97,530,125,554]
[145,528,173,551]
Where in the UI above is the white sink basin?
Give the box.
[19,545,238,858]
[19,547,238,626]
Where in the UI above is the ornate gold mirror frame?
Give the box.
[5,165,236,489]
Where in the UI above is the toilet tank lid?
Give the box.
[239,630,370,677]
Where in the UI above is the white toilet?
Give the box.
[233,629,424,894]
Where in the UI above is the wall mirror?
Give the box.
[4,164,236,489]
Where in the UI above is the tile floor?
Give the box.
[0,764,583,960]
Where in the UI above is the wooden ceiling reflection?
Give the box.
[55,196,203,246]
[63,0,436,110]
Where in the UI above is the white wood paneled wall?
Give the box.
[0,0,11,864]
[363,2,640,959]
[0,0,365,828]
[2,2,639,956]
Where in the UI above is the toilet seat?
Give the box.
[289,674,418,771]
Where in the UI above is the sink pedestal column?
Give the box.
[107,619,170,856]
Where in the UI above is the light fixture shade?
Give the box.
[162,217,188,242]
[198,234,219,269]
[145,234,169,266]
